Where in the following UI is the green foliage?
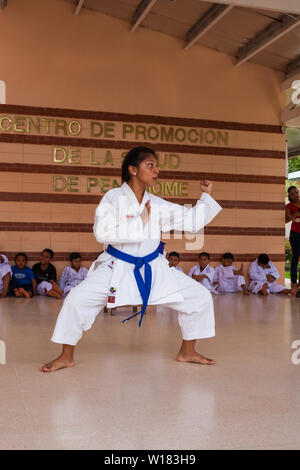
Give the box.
[285,240,292,263]
[288,156,300,173]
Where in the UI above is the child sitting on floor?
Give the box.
[0,254,12,298]
[32,249,62,299]
[248,253,298,296]
[214,252,249,295]
[168,251,184,273]
[59,252,88,296]
[10,253,37,298]
[188,252,217,294]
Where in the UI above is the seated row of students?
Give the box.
[0,249,88,299]
[1,248,297,299]
[168,251,298,296]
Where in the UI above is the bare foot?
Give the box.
[242,288,250,295]
[51,283,63,295]
[291,285,299,297]
[47,288,62,299]
[18,288,31,299]
[14,288,22,297]
[176,352,216,365]
[260,283,268,296]
[40,355,75,373]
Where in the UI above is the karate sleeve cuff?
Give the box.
[198,192,222,225]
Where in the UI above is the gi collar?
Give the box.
[121,182,150,208]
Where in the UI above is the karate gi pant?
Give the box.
[249,280,286,294]
[37,281,53,296]
[200,278,218,295]
[51,264,215,345]
[217,275,246,293]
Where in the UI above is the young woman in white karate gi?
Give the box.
[41,146,222,373]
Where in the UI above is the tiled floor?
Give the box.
[0,293,300,450]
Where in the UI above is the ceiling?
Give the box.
[65,0,300,76]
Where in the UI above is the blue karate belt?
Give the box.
[106,244,160,327]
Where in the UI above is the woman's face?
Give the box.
[289,187,299,202]
[130,155,159,187]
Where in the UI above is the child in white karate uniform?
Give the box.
[168,251,184,273]
[188,252,217,294]
[0,254,12,298]
[214,252,249,295]
[248,253,298,296]
[59,252,89,296]
[41,146,222,373]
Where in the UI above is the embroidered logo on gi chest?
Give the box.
[110,287,116,294]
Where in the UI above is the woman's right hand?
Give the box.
[200,180,213,195]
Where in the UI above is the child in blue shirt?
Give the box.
[10,252,37,298]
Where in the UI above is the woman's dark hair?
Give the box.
[222,252,234,260]
[199,252,210,259]
[258,253,269,265]
[15,252,28,262]
[42,248,54,258]
[168,251,180,259]
[121,146,157,182]
[288,185,298,203]
[70,252,81,262]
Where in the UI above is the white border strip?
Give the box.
[0,80,6,104]
[0,340,6,364]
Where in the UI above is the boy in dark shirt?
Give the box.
[10,253,37,298]
[32,249,62,299]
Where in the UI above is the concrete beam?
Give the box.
[184,4,234,51]
[235,14,300,67]
[288,148,300,158]
[285,55,300,78]
[75,0,85,16]
[281,101,300,124]
[131,0,158,33]
[206,0,300,15]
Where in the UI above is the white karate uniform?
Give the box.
[0,254,12,293]
[188,264,218,294]
[51,182,222,345]
[175,266,184,273]
[213,264,246,293]
[59,266,88,295]
[248,259,286,294]
[37,282,52,296]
